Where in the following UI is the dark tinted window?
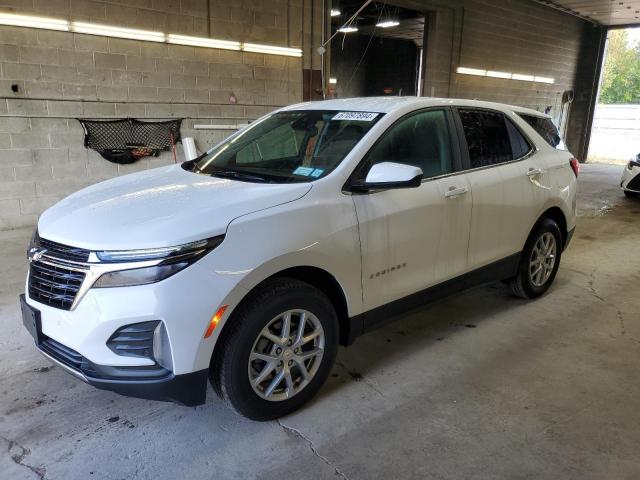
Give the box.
[364,109,453,178]
[458,109,512,168]
[505,118,533,159]
[518,114,564,149]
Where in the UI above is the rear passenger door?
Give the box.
[454,108,551,270]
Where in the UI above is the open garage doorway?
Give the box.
[328,1,425,98]
[588,27,640,164]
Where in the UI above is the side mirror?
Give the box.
[352,162,423,192]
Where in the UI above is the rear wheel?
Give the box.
[624,190,639,198]
[510,218,562,299]
[210,278,338,420]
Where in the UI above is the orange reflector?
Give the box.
[204,305,228,338]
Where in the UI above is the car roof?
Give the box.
[281,96,550,118]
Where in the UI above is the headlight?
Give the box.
[94,235,224,288]
[94,262,190,288]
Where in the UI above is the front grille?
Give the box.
[28,261,85,310]
[40,238,90,263]
[107,321,159,359]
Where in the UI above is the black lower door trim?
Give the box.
[349,253,521,336]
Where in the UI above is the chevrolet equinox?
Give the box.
[21,97,578,420]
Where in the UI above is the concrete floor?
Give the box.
[1,163,640,480]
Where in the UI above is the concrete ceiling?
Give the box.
[535,0,640,26]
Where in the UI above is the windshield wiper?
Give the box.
[208,169,269,183]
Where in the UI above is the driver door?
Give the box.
[351,108,473,318]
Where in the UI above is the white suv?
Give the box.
[621,153,640,197]
[21,97,578,420]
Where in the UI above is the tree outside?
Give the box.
[599,29,640,104]
[589,29,640,164]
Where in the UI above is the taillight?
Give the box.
[570,158,580,177]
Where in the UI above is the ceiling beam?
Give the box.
[529,0,601,25]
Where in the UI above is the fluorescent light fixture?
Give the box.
[338,26,358,33]
[72,22,165,42]
[376,20,400,28]
[457,67,486,76]
[330,9,341,16]
[329,77,337,84]
[458,67,555,84]
[168,34,240,50]
[487,70,512,79]
[0,13,302,58]
[242,43,302,57]
[534,76,555,84]
[0,12,69,31]
[512,73,535,82]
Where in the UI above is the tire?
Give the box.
[210,277,339,421]
[510,217,562,299]
[624,190,639,198]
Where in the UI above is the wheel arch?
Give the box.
[268,266,352,346]
[212,265,356,364]
[537,206,568,249]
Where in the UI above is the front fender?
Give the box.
[192,192,363,371]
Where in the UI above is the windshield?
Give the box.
[190,110,382,183]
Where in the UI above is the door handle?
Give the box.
[527,168,544,177]
[444,186,468,198]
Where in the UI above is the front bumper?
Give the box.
[39,341,208,406]
[621,164,640,192]
[23,253,244,375]
[22,294,208,405]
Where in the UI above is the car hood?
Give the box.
[38,165,312,250]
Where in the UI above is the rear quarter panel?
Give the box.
[509,111,577,234]
[540,149,578,232]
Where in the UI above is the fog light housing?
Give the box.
[107,321,173,371]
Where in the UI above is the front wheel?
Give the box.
[624,190,639,198]
[210,278,338,420]
[510,218,562,299]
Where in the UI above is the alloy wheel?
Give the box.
[529,232,557,287]
[248,309,325,402]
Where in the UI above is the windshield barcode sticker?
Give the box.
[332,112,379,122]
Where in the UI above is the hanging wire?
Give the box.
[344,2,387,93]
[322,0,374,48]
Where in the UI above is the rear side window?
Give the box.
[518,114,565,149]
[505,119,533,159]
[458,109,512,168]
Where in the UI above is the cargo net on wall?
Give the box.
[78,118,183,164]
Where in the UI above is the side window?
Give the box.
[518,114,565,150]
[458,109,512,168]
[364,109,453,179]
[505,118,533,159]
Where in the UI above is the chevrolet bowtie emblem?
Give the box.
[28,248,47,262]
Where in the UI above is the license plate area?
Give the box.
[20,294,42,344]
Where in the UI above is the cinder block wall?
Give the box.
[0,0,307,230]
[0,0,605,231]
[406,0,602,160]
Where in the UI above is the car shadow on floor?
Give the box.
[318,281,531,393]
